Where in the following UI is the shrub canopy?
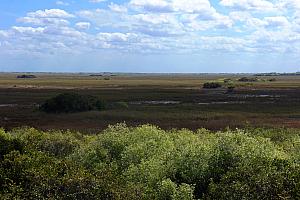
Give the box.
[238,77,259,82]
[17,74,37,79]
[1,125,300,199]
[203,82,222,89]
[40,93,104,113]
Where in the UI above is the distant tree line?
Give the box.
[254,72,300,76]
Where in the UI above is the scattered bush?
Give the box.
[238,77,259,82]
[227,86,235,93]
[203,82,222,89]
[223,78,233,83]
[112,101,129,109]
[1,125,300,199]
[16,74,37,79]
[40,93,105,113]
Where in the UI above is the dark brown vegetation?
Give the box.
[40,93,105,113]
[238,77,259,82]
[203,82,222,89]
[17,74,37,79]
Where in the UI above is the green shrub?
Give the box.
[0,129,23,159]
[268,78,277,82]
[1,126,300,199]
[110,101,129,110]
[16,74,36,79]
[227,86,235,93]
[40,93,105,113]
[238,77,259,82]
[203,82,222,89]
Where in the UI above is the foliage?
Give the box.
[238,77,259,82]
[40,93,105,113]
[1,125,300,199]
[203,82,222,89]
[16,74,37,79]
[111,101,129,109]
[268,78,277,82]
[227,86,235,93]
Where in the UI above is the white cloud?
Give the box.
[220,0,277,12]
[108,3,128,13]
[246,17,267,29]
[129,0,218,15]
[0,30,9,38]
[17,9,74,28]
[229,11,252,22]
[1,0,300,57]
[89,0,107,3]
[172,0,214,14]
[277,0,300,10]
[75,22,91,30]
[27,9,74,18]
[264,16,290,28]
[12,26,45,35]
[129,0,172,12]
[98,32,137,42]
[56,1,70,6]
[134,13,174,25]
[17,17,70,26]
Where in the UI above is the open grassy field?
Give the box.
[0,73,299,133]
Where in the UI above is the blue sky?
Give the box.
[0,0,300,73]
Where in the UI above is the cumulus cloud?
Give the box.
[17,17,70,26]
[89,0,107,3]
[56,1,70,6]
[1,0,300,57]
[12,26,45,35]
[129,0,219,15]
[129,0,173,12]
[220,0,277,12]
[98,32,137,43]
[27,9,74,18]
[108,3,128,13]
[277,0,300,10]
[264,16,290,28]
[17,9,74,27]
[75,22,91,30]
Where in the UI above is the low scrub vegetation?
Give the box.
[1,125,300,199]
[203,82,222,89]
[238,77,259,82]
[16,74,37,79]
[40,93,105,113]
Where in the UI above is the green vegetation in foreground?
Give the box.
[1,124,300,199]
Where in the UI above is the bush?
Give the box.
[227,86,235,93]
[1,126,300,199]
[223,78,233,83]
[203,82,222,89]
[238,77,259,82]
[0,129,24,159]
[40,93,105,113]
[111,102,129,109]
[17,74,36,79]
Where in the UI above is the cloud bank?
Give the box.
[0,0,299,72]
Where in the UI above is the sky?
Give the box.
[0,0,300,73]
